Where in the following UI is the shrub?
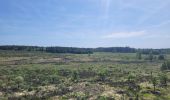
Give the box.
[15,76,24,89]
[159,73,168,86]
[161,61,170,71]
[158,54,165,60]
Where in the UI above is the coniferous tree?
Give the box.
[158,54,165,60]
[149,51,153,61]
[136,51,142,60]
[161,61,170,71]
[159,73,168,87]
[152,77,157,92]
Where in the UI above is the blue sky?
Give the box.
[0,0,170,48]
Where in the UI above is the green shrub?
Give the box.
[161,61,170,71]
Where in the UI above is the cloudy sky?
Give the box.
[0,0,170,48]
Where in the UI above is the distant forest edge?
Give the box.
[0,45,170,54]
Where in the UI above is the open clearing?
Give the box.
[0,51,170,100]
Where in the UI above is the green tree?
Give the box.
[150,71,153,79]
[129,85,141,100]
[161,62,168,70]
[161,61,170,71]
[71,71,79,82]
[149,51,153,61]
[136,51,142,60]
[88,52,91,57]
[158,54,165,60]
[159,73,168,87]
[152,77,157,92]
[0,80,4,89]
[98,70,108,82]
[128,73,135,82]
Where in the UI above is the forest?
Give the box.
[0,45,170,54]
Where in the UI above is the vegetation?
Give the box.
[148,51,154,61]
[151,77,157,92]
[136,51,142,60]
[158,54,165,60]
[161,61,170,71]
[159,73,168,87]
[0,47,170,99]
[1,45,170,54]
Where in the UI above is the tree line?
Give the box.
[0,45,92,54]
[0,45,170,54]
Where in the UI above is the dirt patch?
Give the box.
[33,57,63,64]
[71,82,104,95]
[101,85,122,100]
[0,57,64,65]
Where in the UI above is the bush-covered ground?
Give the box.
[0,50,170,100]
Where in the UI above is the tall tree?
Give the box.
[159,73,168,87]
[149,51,153,61]
[152,77,157,92]
[161,61,170,71]
[136,51,142,60]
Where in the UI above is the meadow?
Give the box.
[0,50,170,100]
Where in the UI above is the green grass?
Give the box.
[0,51,169,100]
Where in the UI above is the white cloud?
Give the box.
[102,31,146,39]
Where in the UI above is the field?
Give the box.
[0,50,170,100]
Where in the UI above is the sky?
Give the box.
[0,0,170,48]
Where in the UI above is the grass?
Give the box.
[0,51,169,100]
